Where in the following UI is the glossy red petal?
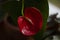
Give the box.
[24,7,43,30]
[18,7,43,36]
[18,16,36,36]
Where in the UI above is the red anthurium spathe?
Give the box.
[18,7,43,36]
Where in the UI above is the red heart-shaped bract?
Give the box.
[18,7,43,36]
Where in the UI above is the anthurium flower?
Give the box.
[18,7,43,36]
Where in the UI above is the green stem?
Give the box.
[22,0,24,16]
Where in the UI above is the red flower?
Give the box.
[18,7,43,36]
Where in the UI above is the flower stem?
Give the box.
[22,0,24,16]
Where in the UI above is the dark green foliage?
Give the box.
[0,8,5,22]
[2,0,49,40]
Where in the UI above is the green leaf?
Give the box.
[0,8,5,22]
[3,0,49,40]
[3,1,22,26]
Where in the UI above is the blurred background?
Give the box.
[45,0,60,40]
[48,0,60,18]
